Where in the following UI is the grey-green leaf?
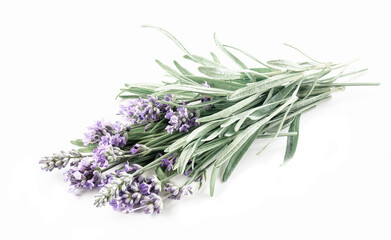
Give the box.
[222,126,261,182]
[197,93,260,123]
[283,114,301,164]
[210,165,220,197]
[227,73,304,101]
[70,139,85,147]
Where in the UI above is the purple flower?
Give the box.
[123,162,143,173]
[103,172,163,214]
[165,183,193,200]
[140,193,163,214]
[40,149,82,171]
[64,158,102,191]
[165,104,200,134]
[92,144,122,168]
[98,163,142,188]
[83,120,128,147]
[130,144,141,155]
[138,182,150,195]
[119,95,172,125]
[161,154,177,171]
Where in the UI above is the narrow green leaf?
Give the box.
[142,25,201,64]
[267,59,307,71]
[155,60,198,85]
[186,120,222,143]
[184,75,246,91]
[222,126,262,182]
[174,61,193,75]
[210,165,220,197]
[223,44,273,68]
[197,93,260,123]
[214,34,255,82]
[164,134,188,153]
[193,137,232,156]
[155,166,168,182]
[227,73,304,101]
[283,115,301,164]
[214,96,298,167]
[183,54,226,68]
[202,128,224,142]
[210,52,220,63]
[156,84,232,97]
[70,139,85,147]
[198,66,241,80]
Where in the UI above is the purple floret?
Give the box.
[165,183,193,200]
[119,95,172,125]
[160,154,177,171]
[108,174,163,214]
[83,120,128,147]
[165,104,200,134]
[64,158,102,191]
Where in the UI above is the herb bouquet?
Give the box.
[40,26,378,214]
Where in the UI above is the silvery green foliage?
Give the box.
[40,26,378,215]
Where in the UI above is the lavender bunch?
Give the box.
[39,25,379,215]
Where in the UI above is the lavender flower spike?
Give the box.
[83,120,128,147]
[119,95,172,125]
[64,158,102,191]
[94,172,134,207]
[165,183,193,200]
[165,104,200,134]
[40,149,82,171]
[140,193,164,214]
[92,144,123,168]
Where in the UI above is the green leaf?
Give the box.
[210,52,220,63]
[70,139,85,147]
[222,126,261,182]
[164,134,188,153]
[210,165,220,197]
[183,54,226,68]
[214,34,255,82]
[193,137,232,156]
[214,96,298,167]
[176,138,203,174]
[267,59,307,71]
[155,60,198,85]
[223,44,273,68]
[227,73,304,101]
[186,120,223,143]
[142,25,201,64]
[283,114,301,164]
[121,84,159,96]
[174,61,193,75]
[155,166,168,182]
[156,84,232,97]
[201,127,224,142]
[198,66,241,80]
[250,67,275,74]
[77,147,95,153]
[197,93,260,123]
[290,92,331,112]
[184,75,246,91]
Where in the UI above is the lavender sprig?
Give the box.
[39,26,379,216]
[64,158,102,191]
[83,120,129,147]
[119,95,172,125]
[39,149,83,171]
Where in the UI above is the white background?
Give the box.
[1,0,390,239]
